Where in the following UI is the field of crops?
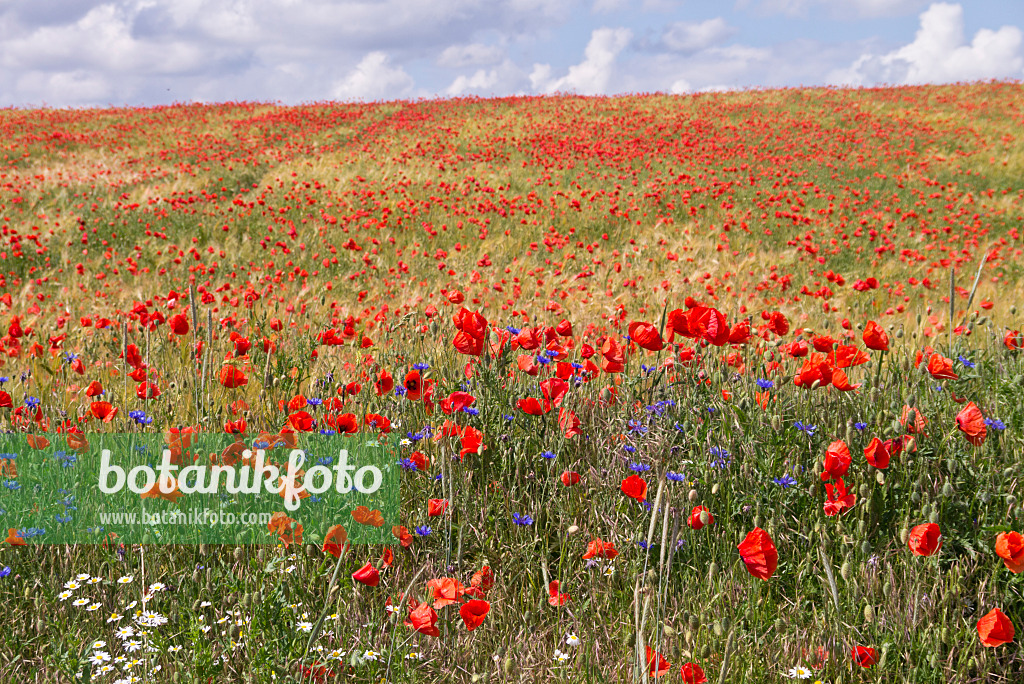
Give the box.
[0,82,1022,683]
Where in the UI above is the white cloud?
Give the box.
[331,52,414,101]
[437,43,505,69]
[663,18,736,53]
[744,0,928,18]
[445,60,528,96]
[533,27,632,94]
[829,2,1024,86]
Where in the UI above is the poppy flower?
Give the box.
[124,343,145,369]
[645,646,671,678]
[426,577,465,609]
[907,522,942,556]
[217,364,248,389]
[823,478,856,516]
[322,525,348,558]
[85,381,104,397]
[926,353,958,380]
[558,407,582,439]
[581,538,618,560]
[380,548,395,568]
[539,378,569,409]
[977,608,1014,647]
[406,601,440,637]
[136,382,160,399]
[403,371,422,400]
[517,397,544,415]
[471,566,495,592]
[427,499,449,517]
[821,440,851,481]
[352,562,380,587]
[364,413,391,433]
[628,321,664,352]
[793,353,834,389]
[332,413,359,434]
[128,367,148,382]
[460,599,490,631]
[351,506,385,527]
[556,319,573,336]
[900,405,928,434]
[863,437,895,469]
[955,402,986,446]
[560,470,580,487]
[5,528,26,546]
[169,314,189,336]
[680,663,707,684]
[452,307,487,356]
[862,321,889,351]
[440,390,475,414]
[737,527,778,581]
[994,531,1024,573]
[391,525,414,548]
[374,369,394,396]
[0,391,11,408]
[1004,330,1023,351]
[621,474,648,502]
[548,580,571,606]
[90,401,118,423]
[140,477,184,503]
[600,336,626,373]
[687,505,714,530]
[851,645,877,667]
[287,411,314,432]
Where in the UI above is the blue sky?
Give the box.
[0,1,1020,107]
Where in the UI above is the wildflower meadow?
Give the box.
[0,82,1022,682]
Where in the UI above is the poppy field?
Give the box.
[0,82,1023,682]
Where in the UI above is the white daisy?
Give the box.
[117,576,133,585]
[566,633,580,647]
[553,649,570,663]
[64,580,81,591]
[296,621,313,632]
[72,598,90,607]
[58,591,74,601]
[167,645,183,654]
[788,665,813,679]
[88,651,111,666]
[107,613,123,623]
[87,603,102,612]
[76,573,92,581]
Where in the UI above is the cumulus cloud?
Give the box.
[744,0,928,18]
[662,18,736,53]
[437,43,506,69]
[829,3,1024,86]
[331,52,414,101]
[445,60,530,96]
[532,27,632,94]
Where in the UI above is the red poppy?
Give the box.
[331,413,359,434]
[352,562,380,587]
[409,451,429,470]
[427,499,449,517]
[645,646,671,678]
[124,343,145,369]
[128,367,148,382]
[556,319,573,336]
[764,310,789,336]
[1004,330,1023,351]
[926,353,958,380]
[793,353,834,389]
[994,531,1024,573]
[517,397,544,415]
[85,381,104,397]
[621,474,648,502]
[218,365,248,389]
[374,369,394,396]
[628,321,664,352]
[364,413,391,433]
[863,437,896,469]
[907,522,942,556]
[136,382,160,399]
[977,608,1014,647]
[406,601,440,637]
[403,371,423,400]
[680,663,707,684]
[426,577,465,609]
[581,538,618,560]
[728,319,751,345]
[955,402,986,446]
[380,548,395,568]
[392,525,414,548]
[90,401,118,422]
[460,599,490,631]
[440,391,475,414]
[5,528,26,546]
[287,411,314,432]
[452,307,487,356]
[471,566,495,592]
[0,391,11,409]
[687,505,714,530]
[558,407,582,439]
[821,440,851,481]
[737,527,778,581]
[823,478,856,516]
[900,405,928,434]
[539,378,569,409]
[560,470,580,487]
[547,580,570,606]
[851,646,877,667]
[169,313,189,336]
[862,320,889,351]
[600,336,626,373]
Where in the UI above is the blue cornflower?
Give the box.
[794,421,817,436]
[0,377,7,386]
[709,447,730,468]
[306,398,323,407]
[666,472,686,482]
[0,566,10,578]
[62,351,79,364]
[854,422,867,431]
[318,429,337,436]
[623,445,636,454]
[627,419,647,435]
[984,417,1006,431]
[756,378,774,390]
[394,386,408,397]
[512,513,533,526]
[24,396,40,408]
[674,422,685,433]
[415,525,432,536]
[399,458,418,471]
[628,462,650,472]
[317,456,335,467]
[413,362,430,370]
[406,431,423,443]
[773,474,797,489]
[503,414,514,421]
[505,326,521,335]
[570,362,584,370]
[3,481,20,491]
[56,452,77,468]
[535,355,550,365]
[958,356,976,369]
[462,407,480,416]
[544,349,559,358]
[540,451,556,460]
[707,406,717,415]
[637,540,651,549]
[55,513,72,524]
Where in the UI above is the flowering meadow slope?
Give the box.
[0,83,1022,682]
